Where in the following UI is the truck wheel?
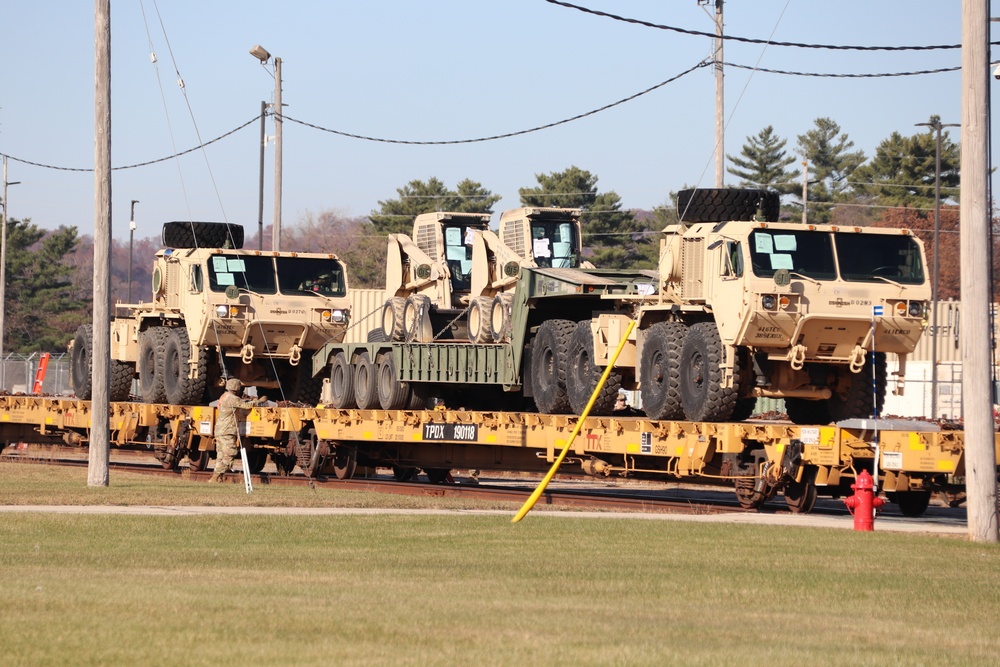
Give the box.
[490,293,514,343]
[468,296,493,344]
[676,188,780,223]
[163,328,207,406]
[730,397,758,422]
[566,320,622,415]
[828,352,886,421]
[381,297,406,341]
[109,360,134,402]
[330,352,356,408]
[678,322,738,422]
[531,319,575,414]
[403,295,433,343]
[138,327,168,403]
[353,351,378,410]
[377,351,411,410]
[71,324,95,399]
[161,221,244,249]
[639,321,687,420]
[785,398,831,425]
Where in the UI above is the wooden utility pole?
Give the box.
[88,0,112,487]
[960,0,999,542]
[713,0,724,188]
[273,57,283,251]
[801,160,808,224]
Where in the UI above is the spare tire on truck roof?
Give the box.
[161,221,245,249]
[676,188,780,224]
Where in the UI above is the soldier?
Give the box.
[209,378,267,482]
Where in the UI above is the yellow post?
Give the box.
[512,318,638,522]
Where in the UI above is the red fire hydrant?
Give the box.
[844,470,884,531]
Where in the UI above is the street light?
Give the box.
[915,118,959,419]
[250,44,283,251]
[128,200,139,303]
[1,155,22,389]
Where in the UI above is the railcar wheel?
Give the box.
[424,468,452,484]
[887,489,932,517]
[188,449,211,472]
[138,327,168,404]
[734,478,767,510]
[330,352,355,408]
[333,444,358,480]
[377,351,411,410]
[679,322,738,422]
[381,297,407,341]
[71,324,95,399]
[530,319,575,414]
[163,328,207,406]
[784,471,818,514]
[639,321,686,420]
[566,320,622,415]
[393,466,418,482]
[245,446,268,474]
[353,351,378,410]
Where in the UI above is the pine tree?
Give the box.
[369,177,500,235]
[796,117,866,223]
[726,125,797,193]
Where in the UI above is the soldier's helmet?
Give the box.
[225,378,242,393]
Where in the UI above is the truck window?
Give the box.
[207,254,277,294]
[835,234,925,284]
[723,241,743,277]
[531,222,579,268]
[276,257,346,297]
[444,225,473,292]
[748,230,836,281]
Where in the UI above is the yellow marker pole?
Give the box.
[512,318,637,523]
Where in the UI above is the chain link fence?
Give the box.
[0,353,75,396]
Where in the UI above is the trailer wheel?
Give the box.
[676,188,780,223]
[531,319,575,414]
[468,296,493,344]
[161,221,244,249]
[330,352,356,408]
[887,489,932,517]
[639,321,687,420]
[490,293,514,343]
[377,351,411,410]
[566,320,622,415]
[353,351,378,410]
[71,324,95,399]
[138,327,168,403]
[678,322,738,422]
[381,297,406,341]
[163,328,207,406]
[828,352,887,421]
[109,359,134,402]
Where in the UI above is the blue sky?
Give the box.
[0,1,993,241]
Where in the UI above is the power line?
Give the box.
[724,61,960,78]
[544,0,987,51]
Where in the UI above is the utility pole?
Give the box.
[915,119,958,420]
[959,0,998,542]
[128,199,138,303]
[701,0,725,187]
[257,100,266,251]
[273,56,283,252]
[801,160,808,224]
[1,156,21,391]
[89,0,112,487]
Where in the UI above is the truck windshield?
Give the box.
[835,234,925,284]
[531,221,579,268]
[207,254,277,294]
[276,257,347,296]
[748,230,837,280]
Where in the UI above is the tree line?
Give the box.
[1,115,990,354]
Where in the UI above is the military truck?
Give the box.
[71,221,351,405]
[316,188,930,424]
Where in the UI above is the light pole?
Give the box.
[1,156,22,389]
[128,200,139,303]
[915,118,959,419]
[250,44,282,251]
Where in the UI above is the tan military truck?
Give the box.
[71,221,351,405]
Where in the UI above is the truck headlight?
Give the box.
[908,301,924,317]
[761,294,776,310]
[216,305,228,317]
[328,309,347,323]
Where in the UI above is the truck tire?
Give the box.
[377,351,411,410]
[678,322,739,422]
[639,321,687,421]
[330,351,356,408]
[531,319,575,414]
[71,324,95,399]
[161,221,244,249]
[828,352,887,422]
[163,328,207,406]
[468,296,493,344]
[381,297,406,341]
[109,360,134,402]
[138,327,168,404]
[676,188,780,223]
[353,351,378,410]
[490,293,514,343]
[566,320,622,415]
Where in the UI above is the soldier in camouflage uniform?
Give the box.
[210,378,267,482]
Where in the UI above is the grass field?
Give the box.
[2,462,999,666]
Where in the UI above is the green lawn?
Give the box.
[2,462,999,666]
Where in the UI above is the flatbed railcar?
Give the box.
[0,394,993,516]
